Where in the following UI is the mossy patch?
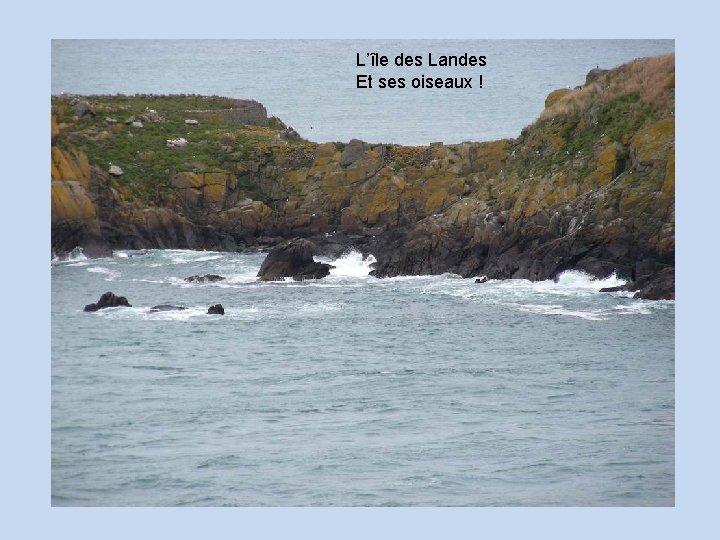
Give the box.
[52,94,295,205]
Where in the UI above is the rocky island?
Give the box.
[51,54,674,299]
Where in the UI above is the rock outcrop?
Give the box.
[184,274,225,283]
[256,238,333,281]
[51,144,112,258]
[207,304,225,314]
[83,292,131,312]
[52,55,675,298]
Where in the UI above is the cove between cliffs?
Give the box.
[51,54,675,300]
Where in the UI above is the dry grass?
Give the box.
[540,54,674,120]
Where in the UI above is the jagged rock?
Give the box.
[75,101,95,119]
[278,126,301,141]
[634,267,674,300]
[166,137,188,149]
[149,305,187,312]
[83,292,131,312]
[545,88,572,109]
[108,165,123,176]
[339,138,366,167]
[475,276,488,283]
[586,67,609,85]
[131,121,143,128]
[340,206,363,234]
[257,238,333,281]
[184,274,225,283]
[105,117,118,125]
[141,109,163,123]
[207,304,225,315]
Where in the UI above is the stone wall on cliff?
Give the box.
[183,99,268,126]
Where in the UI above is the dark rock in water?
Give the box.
[599,285,630,293]
[149,304,187,312]
[207,304,225,315]
[52,222,112,259]
[257,238,333,281]
[475,276,488,284]
[184,274,225,283]
[634,266,674,300]
[84,291,131,312]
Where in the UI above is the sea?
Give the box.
[51,40,674,506]
[51,250,674,506]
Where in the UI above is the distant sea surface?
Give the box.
[51,39,674,145]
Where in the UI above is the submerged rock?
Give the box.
[207,304,225,315]
[257,238,333,281]
[149,304,187,312]
[184,274,225,283]
[83,292,131,312]
[599,285,630,293]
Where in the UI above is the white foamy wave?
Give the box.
[490,270,628,298]
[86,266,120,280]
[194,255,224,262]
[512,303,609,321]
[613,303,652,315]
[162,274,258,288]
[91,306,223,321]
[165,250,225,264]
[52,247,88,264]
[297,301,345,314]
[321,250,376,278]
[550,270,626,291]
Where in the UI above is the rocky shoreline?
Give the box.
[52,55,675,300]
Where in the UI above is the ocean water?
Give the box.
[51,39,674,145]
[51,249,674,506]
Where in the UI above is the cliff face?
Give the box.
[369,55,675,300]
[51,54,674,298]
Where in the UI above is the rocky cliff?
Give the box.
[51,54,675,298]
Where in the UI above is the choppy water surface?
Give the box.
[51,249,674,506]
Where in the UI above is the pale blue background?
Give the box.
[2,0,711,538]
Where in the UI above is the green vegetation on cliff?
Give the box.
[52,94,312,205]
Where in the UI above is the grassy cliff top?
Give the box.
[52,94,309,203]
[51,54,674,206]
